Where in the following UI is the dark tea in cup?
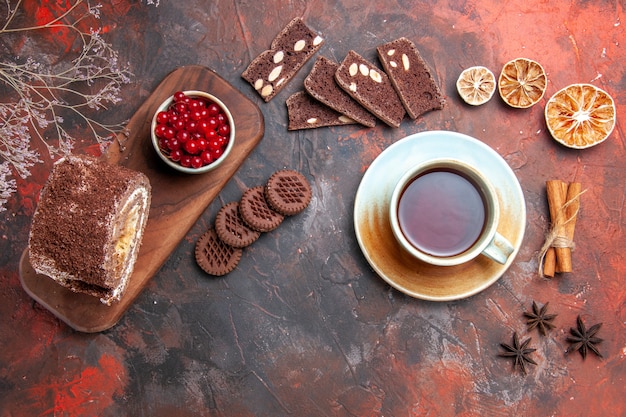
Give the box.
[397,168,486,257]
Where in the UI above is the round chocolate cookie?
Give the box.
[265,169,312,216]
[215,202,261,248]
[239,186,284,232]
[195,229,242,276]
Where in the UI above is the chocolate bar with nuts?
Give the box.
[334,50,405,127]
[304,56,377,128]
[377,37,445,119]
[286,91,356,130]
[242,18,324,102]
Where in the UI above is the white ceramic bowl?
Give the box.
[151,90,235,174]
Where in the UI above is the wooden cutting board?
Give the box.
[19,65,264,332]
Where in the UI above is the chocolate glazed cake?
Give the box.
[28,155,152,305]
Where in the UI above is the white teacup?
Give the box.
[389,158,514,267]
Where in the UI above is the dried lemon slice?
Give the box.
[456,66,496,106]
[545,83,616,149]
[498,58,547,108]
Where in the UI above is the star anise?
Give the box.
[565,315,603,359]
[499,332,537,374]
[524,301,557,336]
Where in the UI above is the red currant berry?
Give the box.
[197,119,210,134]
[217,113,226,125]
[156,111,169,124]
[186,120,198,133]
[207,139,222,151]
[191,156,203,169]
[190,109,203,121]
[200,150,214,164]
[180,155,192,167]
[207,103,220,116]
[218,124,230,137]
[207,117,218,130]
[211,147,223,160]
[174,102,187,114]
[155,123,168,138]
[167,138,181,151]
[197,137,208,151]
[184,140,200,155]
[172,118,186,131]
[170,149,183,162]
[176,130,190,143]
[174,91,186,102]
[163,127,176,140]
[205,129,217,140]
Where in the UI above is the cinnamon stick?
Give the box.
[544,180,568,275]
[564,182,581,240]
[543,247,556,278]
[557,182,582,272]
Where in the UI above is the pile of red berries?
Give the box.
[154,91,231,169]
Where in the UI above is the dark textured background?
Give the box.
[1,1,624,415]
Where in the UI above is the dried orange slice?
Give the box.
[498,58,547,108]
[545,83,616,149]
[456,66,496,106]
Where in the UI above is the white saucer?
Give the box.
[353,131,526,301]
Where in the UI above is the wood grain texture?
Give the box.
[19,66,264,332]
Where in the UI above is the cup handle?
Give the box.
[481,232,514,264]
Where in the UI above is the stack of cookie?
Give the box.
[241,18,445,130]
[195,170,312,276]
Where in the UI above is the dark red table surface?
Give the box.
[1,1,624,416]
